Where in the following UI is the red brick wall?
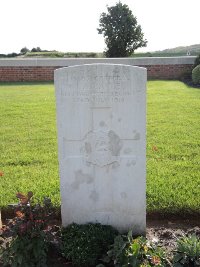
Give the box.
[0,61,194,82]
[146,64,193,79]
[0,67,57,82]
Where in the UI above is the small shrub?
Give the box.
[192,65,200,85]
[194,54,200,68]
[173,234,200,267]
[0,192,54,267]
[100,230,170,267]
[61,223,118,266]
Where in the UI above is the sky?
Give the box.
[0,0,199,54]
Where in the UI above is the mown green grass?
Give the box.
[147,81,200,214]
[0,81,200,215]
[0,83,60,207]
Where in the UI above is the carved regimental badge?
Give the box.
[82,130,123,167]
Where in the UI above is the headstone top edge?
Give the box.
[54,63,147,75]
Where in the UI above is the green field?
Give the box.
[0,81,200,216]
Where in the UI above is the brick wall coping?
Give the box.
[0,56,196,67]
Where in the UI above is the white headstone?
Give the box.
[55,64,147,234]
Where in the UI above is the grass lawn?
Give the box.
[0,81,200,216]
[147,81,200,215]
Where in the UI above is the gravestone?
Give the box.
[55,64,147,234]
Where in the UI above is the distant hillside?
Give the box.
[1,44,199,58]
[133,44,200,57]
[155,44,200,55]
[22,51,103,58]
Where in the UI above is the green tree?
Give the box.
[31,47,42,52]
[97,2,147,57]
[20,47,30,54]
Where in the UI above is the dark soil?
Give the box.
[1,216,200,267]
[146,217,200,256]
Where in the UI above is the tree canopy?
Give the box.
[20,47,30,54]
[97,2,147,57]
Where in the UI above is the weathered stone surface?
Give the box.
[55,64,147,234]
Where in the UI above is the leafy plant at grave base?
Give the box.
[61,222,118,266]
[192,64,200,85]
[173,234,200,267]
[0,192,54,267]
[98,230,171,267]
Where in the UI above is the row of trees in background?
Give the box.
[20,47,45,54]
[0,47,47,58]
